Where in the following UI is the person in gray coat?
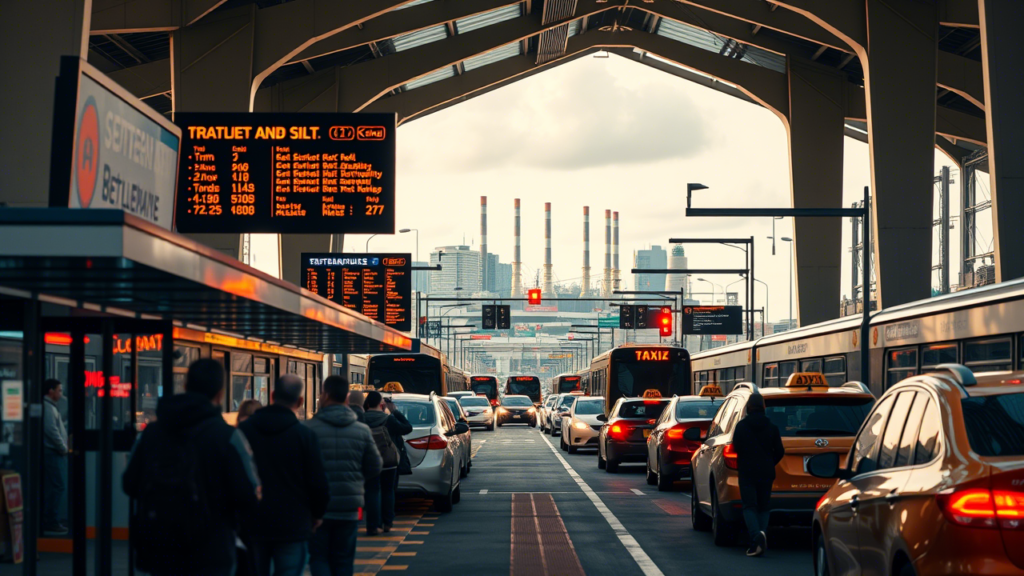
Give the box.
[42,379,68,534]
[305,376,381,576]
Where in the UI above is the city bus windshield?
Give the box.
[471,380,498,399]
[614,361,688,399]
[368,366,440,396]
[508,378,541,401]
[557,377,582,393]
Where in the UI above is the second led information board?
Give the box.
[302,253,411,332]
[174,113,396,234]
[682,306,743,335]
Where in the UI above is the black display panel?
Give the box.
[682,306,743,335]
[302,253,411,332]
[174,113,396,234]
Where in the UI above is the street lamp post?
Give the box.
[696,278,721,305]
[781,237,793,330]
[751,277,769,335]
[365,234,378,253]
[399,228,419,263]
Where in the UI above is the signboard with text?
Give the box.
[682,306,743,335]
[174,113,396,234]
[302,253,411,332]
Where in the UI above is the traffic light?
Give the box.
[528,288,542,305]
[619,304,634,329]
[658,306,673,337]
[482,305,496,329]
[635,305,649,329]
[497,305,511,329]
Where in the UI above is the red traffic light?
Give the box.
[659,307,673,336]
[528,288,542,305]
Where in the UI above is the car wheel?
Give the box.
[691,486,711,532]
[452,484,461,505]
[815,531,830,576]
[598,452,607,470]
[656,458,673,492]
[605,456,618,472]
[530,420,537,428]
[711,484,735,547]
[460,460,468,478]
[567,432,578,454]
[560,434,568,451]
[497,421,503,428]
[486,423,494,431]
[646,460,657,485]
[435,484,455,513]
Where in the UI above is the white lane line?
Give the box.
[480,489,489,495]
[631,489,645,496]
[478,440,487,443]
[539,432,666,576]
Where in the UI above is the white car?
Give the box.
[539,394,561,433]
[441,397,473,477]
[457,395,495,431]
[560,396,606,454]
[548,393,581,437]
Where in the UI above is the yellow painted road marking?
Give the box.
[354,559,387,565]
[358,537,405,542]
[381,566,408,571]
[417,523,435,526]
[400,540,424,544]
[392,552,417,557]
[409,531,429,535]
[357,547,397,552]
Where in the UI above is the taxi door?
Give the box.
[693,397,735,511]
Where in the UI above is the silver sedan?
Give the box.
[457,396,495,431]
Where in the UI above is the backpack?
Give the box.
[371,423,400,469]
[133,423,214,568]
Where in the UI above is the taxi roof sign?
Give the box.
[698,384,724,397]
[785,372,829,389]
[641,389,663,398]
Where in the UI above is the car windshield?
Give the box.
[503,396,533,407]
[558,396,577,409]
[460,397,490,407]
[763,397,874,437]
[443,399,462,416]
[390,401,436,427]
[574,400,605,415]
[617,400,669,419]
[962,393,1024,456]
[676,401,722,420]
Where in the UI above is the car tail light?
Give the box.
[666,428,683,439]
[608,423,628,440]
[665,425,701,452]
[816,494,829,511]
[937,488,1024,529]
[406,435,449,450]
[722,443,738,470]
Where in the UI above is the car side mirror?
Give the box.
[596,414,607,422]
[807,452,851,480]
[453,421,470,435]
[682,427,704,442]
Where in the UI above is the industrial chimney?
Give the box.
[512,198,523,298]
[543,203,554,297]
[480,196,488,293]
[613,211,620,291]
[603,209,612,297]
[581,206,590,297]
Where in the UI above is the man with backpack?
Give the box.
[123,359,261,576]
[239,375,330,576]
[362,391,413,535]
[305,376,381,576]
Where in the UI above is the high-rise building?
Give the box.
[486,253,513,298]
[634,245,668,292]
[429,246,481,296]
[411,261,432,295]
[667,245,689,294]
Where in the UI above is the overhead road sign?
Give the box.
[302,253,411,332]
[173,112,396,234]
[682,306,743,335]
[50,57,181,231]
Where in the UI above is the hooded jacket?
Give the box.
[239,404,330,542]
[350,404,366,423]
[305,404,382,519]
[732,412,785,481]
[363,409,414,472]
[123,392,260,575]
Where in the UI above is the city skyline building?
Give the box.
[634,245,668,292]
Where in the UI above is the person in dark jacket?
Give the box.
[347,390,366,423]
[363,391,413,534]
[732,393,785,557]
[305,376,382,576]
[239,375,330,576]
[123,359,261,576]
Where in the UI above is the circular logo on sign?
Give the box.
[684,307,692,314]
[815,438,829,448]
[75,98,100,208]
[872,327,879,346]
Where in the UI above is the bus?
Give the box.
[550,373,583,395]
[366,342,463,396]
[469,375,500,406]
[505,375,543,405]
[584,344,691,412]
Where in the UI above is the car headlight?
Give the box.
[573,420,589,430]
[498,407,508,414]
[527,407,536,414]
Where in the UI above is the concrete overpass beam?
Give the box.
[979,0,1024,282]
[787,58,846,325]
[107,58,172,99]
[91,0,226,33]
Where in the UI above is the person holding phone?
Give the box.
[362,391,413,534]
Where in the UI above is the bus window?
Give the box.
[735,366,745,383]
[779,361,798,383]
[800,358,822,374]
[763,364,778,387]
[823,356,847,387]
[921,343,957,369]
[886,347,918,388]
[963,338,1013,372]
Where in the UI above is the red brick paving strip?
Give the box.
[510,493,586,576]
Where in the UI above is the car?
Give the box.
[457,395,495,431]
[539,394,561,433]
[448,391,476,401]
[391,393,470,512]
[689,373,876,546]
[496,395,537,427]
[549,393,582,437]
[645,392,724,490]
[561,396,606,454]
[809,366,1024,576]
[597,395,671,473]
[441,397,473,477]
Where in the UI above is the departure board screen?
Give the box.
[174,113,396,234]
[302,253,411,332]
[682,306,743,335]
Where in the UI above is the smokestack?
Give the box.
[543,202,554,297]
[512,198,523,297]
[603,209,612,297]
[480,196,488,293]
[581,206,590,297]
[613,211,620,291]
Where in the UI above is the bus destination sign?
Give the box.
[682,306,743,335]
[174,113,396,234]
[302,253,411,332]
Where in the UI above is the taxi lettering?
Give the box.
[634,350,670,361]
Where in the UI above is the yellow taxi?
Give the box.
[688,373,876,546]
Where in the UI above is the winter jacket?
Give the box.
[363,410,413,472]
[43,397,68,454]
[123,392,260,575]
[732,412,785,482]
[350,405,366,423]
[239,404,330,542]
[305,404,382,519]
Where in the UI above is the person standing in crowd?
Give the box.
[124,359,261,576]
[362,392,412,535]
[347,390,366,423]
[240,375,330,576]
[306,376,381,576]
[732,393,785,557]
[237,399,262,425]
[42,379,68,535]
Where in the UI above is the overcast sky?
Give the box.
[253,52,975,324]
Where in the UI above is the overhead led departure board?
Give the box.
[173,113,396,234]
[682,306,743,335]
[302,253,411,332]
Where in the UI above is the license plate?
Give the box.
[643,429,651,438]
